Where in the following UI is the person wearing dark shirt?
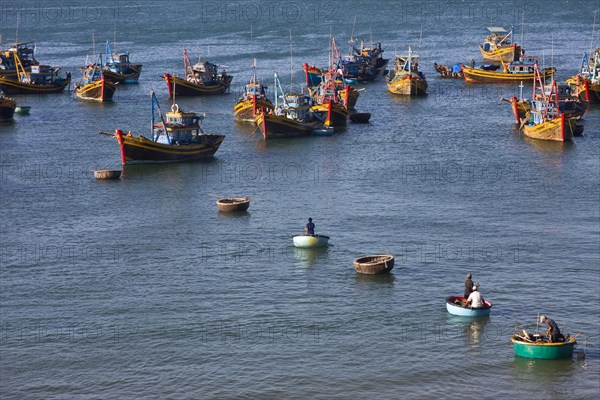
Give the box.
[305,217,315,235]
[540,315,563,342]
[464,273,474,298]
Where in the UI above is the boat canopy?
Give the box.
[487,27,508,33]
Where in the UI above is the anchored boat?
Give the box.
[511,333,577,359]
[462,55,555,84]
[0,49,70,95]
[566,49,600,104]
[0,92,16,121]
[479,26,524,64]
[387,46,427,95]
[108,92,225,164]
[102,41,142,84]
[75,55,117,102]
[293,234,330,248]
[216,197,250,212]
[254,73,318,139]
[434,63,464,78]
[309,69,348,127]
[446,296,492,317]
[233,59,273,122]
[354,255,394,274]
[164,49,233,96]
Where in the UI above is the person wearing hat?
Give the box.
[304,217,315,235]
[465,285,485,308]
[464,273,474,298]
[539,315,563,343]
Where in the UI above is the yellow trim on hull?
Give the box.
[462,66,555,83]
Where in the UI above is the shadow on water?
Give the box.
[217,210,251,220]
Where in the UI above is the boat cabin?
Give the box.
[282,94,312,121]
[155,104,203,144]
[506,56,539,73]
[482,26,512,50]
[26,65,62,84]
[0,42,37,70]
[242,80,268,101]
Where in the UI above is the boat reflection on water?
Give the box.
[292,246,329,267]
[512,356,576,383]
[446,315,490,348]
[354,271,395,288]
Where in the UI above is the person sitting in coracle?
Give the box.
[304,217,315,235]
[465,285,485,309]
[540,315,564,343]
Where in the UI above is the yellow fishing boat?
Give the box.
[566,49,600,104]
[462,56,555,84]
[387,46,427,96]
[233,60,273,123]
[0,93,16,121]
[309,69,348,127]
[479,27,523,64]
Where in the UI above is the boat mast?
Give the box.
[520,10,525,47]
[289,29,293,90]
[590,11,597,60]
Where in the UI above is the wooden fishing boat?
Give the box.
[511,334,577,359]
[503,82,588,123]
[93,170,121,180]
[164,49,232,96]
[0,93,16,121]
[434,63,464,78]
[233,61,273,122]
[303,63,323,86]
[353,255,394,274]
[520,68,580,142]
[75,55,117,102]
[107,92,225,165]
[446,296,492,317]
[216,197,250,212]
[356,41,389,76]
[0,63,71,94]
[566,49,600,104]
[387,46,427,95]
[0,41,38,80]
[462,56,555,84]
[255,73,318,139]
[479,27,523,64]
[293,234,329,248]
[309,69,348,127]
[102,41,142,84]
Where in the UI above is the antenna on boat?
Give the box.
[113,20,117,55]
[289,29,293,90]
[350,16,357,44]
[520,10,525,48]
[590,11,597,59]
[15,9,20,44]
[92,31,96,61]
[418,23,423,52]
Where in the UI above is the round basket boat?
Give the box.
[216,197,250,212]
[511,335,576,359]
[93,169,121,180]
[446,296,492,317]
[293,234,329,248]
[353,254,394,275]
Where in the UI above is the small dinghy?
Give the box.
[353,254,394,274]
[216,197,250,212]
[446,296,492,317]
[93,169,121,180]
[511,332,577,359]
[349,112,371,123]
[15,105,31,115]
[293,234,329,248]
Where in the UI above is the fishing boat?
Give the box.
[355,41,389,77]
[434,63,463,78]
[462,55,555,84]
[293,234,329,248]
[353,255,394,275]
[511,332,577,359]
[0,93,16,121]
[479,26,523,64]
[233,60,273,122]
[216,197,250,212]
[566,49,600,104]
[75,55,117,102]
[254,73,318,139]
[0,52,70,94]
[0,41,38,80]
[503,82,588,123]
[106,92,225,164]
[387,46,427,95]
[102,41,142,84]
[309,69,348,127]
[446,296,492,317]
[164,49,233,97]
[520,66,580,142]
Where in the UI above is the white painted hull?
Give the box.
[293,235,329,248]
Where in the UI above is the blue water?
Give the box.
[1,1,599,398]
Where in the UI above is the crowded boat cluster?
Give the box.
[1,27,597,361]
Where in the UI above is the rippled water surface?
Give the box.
[1,0,599,398]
